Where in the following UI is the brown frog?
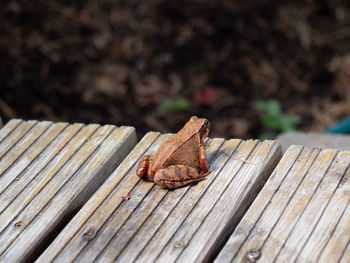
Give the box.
[136,116,210,189]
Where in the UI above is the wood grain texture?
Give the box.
[0,120,37,159]
[0,120,137,263]
[36,134,281,263]
[215,145,350,263]
[0,119,22,143]
[277,131,350,152]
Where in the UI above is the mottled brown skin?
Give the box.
[136,116,210,189]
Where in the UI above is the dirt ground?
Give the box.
[1,1,350,139]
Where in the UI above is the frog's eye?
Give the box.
[204,120,209,127]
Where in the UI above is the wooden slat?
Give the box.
[321,203,350,263]
[0,121,53,187]
[215,145,350,263]
[0,119,22,143]
[0,120,137,263]
[37,134,281,263]
[0,120,37,159]
[0,123,80,215]
[277,131,350,152]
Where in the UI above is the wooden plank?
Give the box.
[340,238,350,263]
[0,119,23,143]
[214,145,306,261]
[305,166,350,263]
[161,140,280,263]
[0,120,37,159]
[0,123,81,216]
[35,132,161,263]
[37,134,281,263]
[0,120,53,187]
[215,145,350,263]
[0,120,137,263]
[277,131,350,152]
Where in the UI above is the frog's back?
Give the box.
[152,133,200,171]
[167,135,200,167]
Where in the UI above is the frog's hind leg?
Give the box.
[136,155,153,180]
[154,165,210,189]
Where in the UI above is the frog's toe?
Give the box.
[136,155,151,178]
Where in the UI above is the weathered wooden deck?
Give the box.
[216,146,350,263]
[0,119,349,263]
[0,120,136,262]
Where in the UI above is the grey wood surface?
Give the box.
[0,119,137,263]
[215,145,350,263]
[36,133,281,263]
[277,131,350,152]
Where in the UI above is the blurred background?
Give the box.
[1,0,350,140]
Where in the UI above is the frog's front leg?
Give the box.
[154,165,210,189]
[199,144,209,175]
[136,155,154,181]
